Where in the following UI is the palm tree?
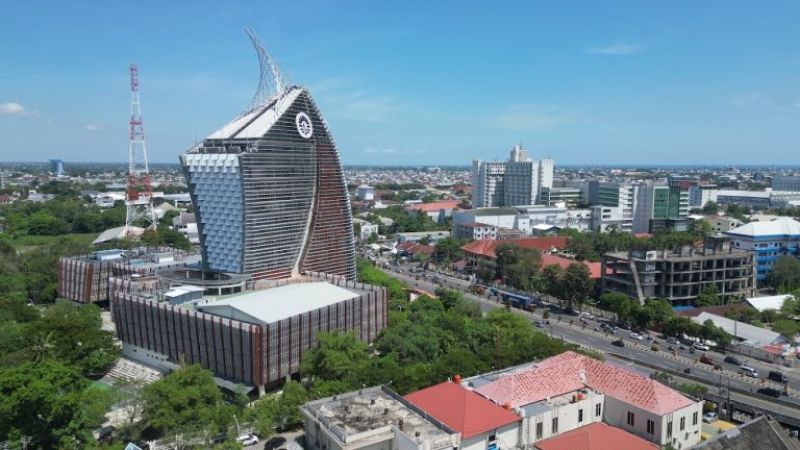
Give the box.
[28,331,56,362]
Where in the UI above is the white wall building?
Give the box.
[472,145,553,208]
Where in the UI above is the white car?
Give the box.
[630,332,644,340]
[693,342,710,351]
[703,412,718,423]
[740,366,759,378]
[237,434,259,446]
[580,312,595,320]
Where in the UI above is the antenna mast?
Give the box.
[125,64,157,236]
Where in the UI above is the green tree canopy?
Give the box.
[767,257,800,292]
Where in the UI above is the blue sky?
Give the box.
[1,1,799,165]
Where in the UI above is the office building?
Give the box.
[724,217,800,281]
[632,179,689,234]
[539,186,582,208]
[58,247,201,304]
[181,61,355,280]
[49,159,65,176]
[772,175,800,192]
[110,269,387,392]
[469,351,702,449]
[471,145,554,208]
[452,206,592,239]
[601,237,756,306]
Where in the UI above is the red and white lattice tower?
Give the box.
[125,64,157,235]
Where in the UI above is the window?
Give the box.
[647,419,655,435]
[552,417,558,435]
[667,421,673,439]
[680,417,686,431]
[595,403,601,417]
[627,412,635,426]
[692,412,698,426]
[536,422,543,440]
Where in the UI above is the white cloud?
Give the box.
[363,148,427,155]
[0,102,27,115]
[586,42,646,56]
[730,92,772,110]
[84,122,104,132]
[490,105,579,131]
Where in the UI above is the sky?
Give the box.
[1,1,799,166]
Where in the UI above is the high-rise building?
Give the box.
[587,181,636,232]
[49,159,64,176]
[632,178,689,233]
[772,175,800,192]
[471,145,553,208]
[181,36,355,280]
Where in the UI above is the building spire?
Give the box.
[244,26,290,112]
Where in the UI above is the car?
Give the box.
[768,370,789,383]
[700,354,716,365]
[683,367,692,374]
[693,342,710,351]
[758,387,782,398]
[650,344,660,352]
[580,312,595,320]
[237,434,259,446]
[612,339,625,347]
[724,356,742,366]
[740,366,759,378]
[703,412,718,423]
[630,332,644,340]
[666,336,680,345]
[263,437,287,450]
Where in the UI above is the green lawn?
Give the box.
[10,233,97,251]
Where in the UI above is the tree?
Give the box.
[767,257,800,292]
[695,284,722,307]
[300,332,370,381]
[0,361,112,449]
[540,264,565,299]
[142,364,228,437]
[689,219,713,239]
[561,263,594,312]
[115,378,147,425]
[702,201,719,215]
[642,298,674,328]
[504,249,542,292]
[772,319,800,339]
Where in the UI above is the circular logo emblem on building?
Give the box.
[295,112,313,139]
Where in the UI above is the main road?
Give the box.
[378,261,800,420]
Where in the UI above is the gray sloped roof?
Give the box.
[694,416,800,450]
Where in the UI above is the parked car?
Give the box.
[768,370,789,384]
[237,434,259,447]
[693,342,710,351]
[700,354,716,365]
[758,387,783,398]
[723,356,742,366]
[580,312,595,320]
[630,332,644,341]
[650,344,660,352]
[612,339,625,347]
[703,412,718,423]
[666,336,680,346]
[740,366,759,378]
[263,437,287,450]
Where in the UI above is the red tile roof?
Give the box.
[540,254,603,280]
[404,381,520,439]
[461,237,569,259]
[405,200,462,213]
[534,422,658,450]
[475,352,694,415]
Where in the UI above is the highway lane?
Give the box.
[379,264,800,418]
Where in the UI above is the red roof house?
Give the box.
[404,381,520,439]
[540,254,603,280]
[475,351,694,416]
[534,422,658,450]
[461,237,569,260]
[404,200,463,213]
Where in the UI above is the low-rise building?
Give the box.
[601,238,756,306]
[352,218,379,241]
[111,270,388,392]
[534,422,658,450]
[404,200,462,223]
[302,386,459,450]
[461,237,569,272]
[396,231,451,244]
[469,351,702,449]
[724,217,800,281]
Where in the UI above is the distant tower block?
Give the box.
[125,64,157,235]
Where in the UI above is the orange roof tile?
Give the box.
[405,381,520,439]
[405,200,462,212]
[535,422,659,450]
[475,352,694,415]
[461,237,569,259]
[540,254,603,280]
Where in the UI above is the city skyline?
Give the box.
[1,1,800,165]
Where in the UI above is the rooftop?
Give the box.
[405,200,462,212]
[194,282,362,324]
[694,416,800,450]
[725,217,800,238]
[745,295,792,312]
[690,312,788,346]
[534,422,658,450]
[204,87,303,141]
[472,351,695,415]
[301,386,454,446]
[404,381,520,439]
[541,254,603,280]
[461,237,569,259]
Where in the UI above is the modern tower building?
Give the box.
[181,31,356,280]
[471,145,553,208]
[632,178,690,234]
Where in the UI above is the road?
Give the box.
[378,261,800,419]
